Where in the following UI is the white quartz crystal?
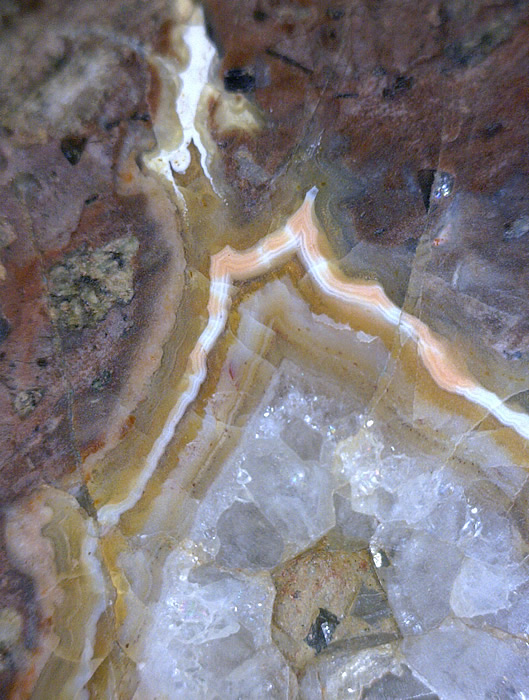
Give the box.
[135,326,529,698]
[298,642,411,699]
[190,359,357,561]
[450,557,527,618]
[403,620,529,699]
[135,545,293,699]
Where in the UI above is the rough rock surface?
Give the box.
[0,1,182,694]
[205,0,529,360]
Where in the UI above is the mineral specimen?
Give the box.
[1,0,529,698]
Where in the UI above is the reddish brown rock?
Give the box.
[0,1,182,694]
[204,0,529,364]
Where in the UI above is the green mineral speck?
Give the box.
[91,368,112,391]
[48,236,139,330]
[14,388,44,417]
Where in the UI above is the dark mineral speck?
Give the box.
[60,136,87,166]
[382,75,413,99]
[305,608,340,653]
[418,169,436,211]
[223,68,256,93]
[0,315,10,343]
[326,8,345,20]
[484,122,503,138]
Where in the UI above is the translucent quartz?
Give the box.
[186,358,360,563]
[130,347,529,697]
[135,546,293,699]
[403,621,529,699]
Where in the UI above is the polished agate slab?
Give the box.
[2,1,529,698]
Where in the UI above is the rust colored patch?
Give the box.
[80,439,106,460]
[204,0,529,360]
[119,414,136,440]
[205,0,529,212]
[153,19,176,56]
[147,62,162,121]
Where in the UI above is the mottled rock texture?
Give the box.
[0,1,180,694]
[205,0,529,360]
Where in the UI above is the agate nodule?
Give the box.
[1,1,529,698]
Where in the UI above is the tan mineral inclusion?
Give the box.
[3,1,529,698]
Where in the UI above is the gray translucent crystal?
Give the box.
[215,645,296,699]
[332,492,377,547]
[470,574,529,636]
[403,620,529,699]
[457,480,523,567]
[154,354,529,697]
[216,501,284,570]
[371,523,463,634]
[242,438,335,546]
[280,416,323,461]
[254,358,362,453]
[341,429,449,525]
[191,359,345,560]
[198,625,256,678]
[422,492,467,542]
[298,641,403,699]
[353,583,393,625]
[450,558,526,617]
[360,664,439,700]
[136,547,281,697]
[498,578,529,636]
